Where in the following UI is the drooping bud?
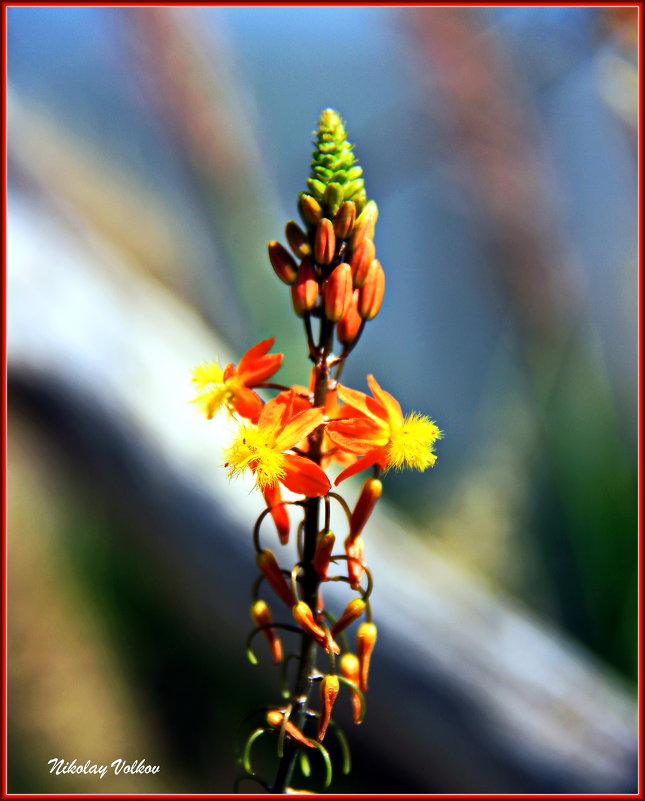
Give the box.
[292,601,340,654]
[285,220,311,258]
[349,238,375,288]
[324,183,344,218]
[266,710,315,749]
[330,598,366,638]
[256,549,293,607]
[291,256,319,317]
[314,218,336,266]
[343,179,364,201]
[336,289,362,347]
[313,530,336,580]
[262,484,290,546]
[333,201,356,241]
[250,600,283,664]
[344,534,365,589]
[324,263,352,322]
[317,674,340,741]
[350,200,378,250]
[349,478,382,541]
[356,622,377,692]
[268,241,299,285]
[339,652,362,724]
[358,259,385,321]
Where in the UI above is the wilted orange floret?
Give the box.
[192,337,283,423]
[326,374,442,483]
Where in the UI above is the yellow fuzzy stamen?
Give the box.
[386,412,442,472]
[223,424,286,489]
[191,362,239,419]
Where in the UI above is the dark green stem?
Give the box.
[270,342,330,794]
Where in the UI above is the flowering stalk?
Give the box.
[192,109,441,793]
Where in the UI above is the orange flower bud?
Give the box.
[292,602,340,654]
[357,622,377,692]
[317,674,340,741]
[312,530,335,580]
[324,263,352,322]
[344,534,365,589]
[333,201,356,240]
[336,289,362,346]
[285,220,311,258]
[349,200,378,250]
[256,549,293,607]
[339,652,362,724]
[350,478,382,541]
[262,483,290,546]
[330,597,366,638]
[314,218,336,265]
[349,237,375,288]
[266,710,315,748]
[291,257,319,317]
[358,259,385,321]
[250,599,283,664]
[268,241,299,285]
[299,193,322,225]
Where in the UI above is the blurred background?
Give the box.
[7,5,638,794]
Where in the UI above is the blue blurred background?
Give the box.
[7,5,638,794]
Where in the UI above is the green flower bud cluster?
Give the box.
[301,109,367,219]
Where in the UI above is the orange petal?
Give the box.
[237,337,275,372]
[275,407,325,452]
[233,387,263,422]
[282,454,330,496]
[258,393,289,431]
[326,418,388,453]
[240,353,284,386]
[366,374,403,427]
[334,450,386,485]
[337,384,386,423]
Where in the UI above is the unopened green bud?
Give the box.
[343,179,364,200]
[354,191,368,214]
[324,183,344,217]
[306,178,326,201]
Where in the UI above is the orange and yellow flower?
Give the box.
[224,391,330,496]
[191,337,283,423]
[327,374,442,484]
